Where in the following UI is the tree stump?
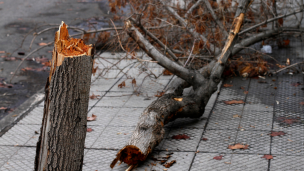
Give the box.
[35,22,94,171]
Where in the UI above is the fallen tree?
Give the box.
[105,0,304,170]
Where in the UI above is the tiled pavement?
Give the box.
[0,42,304,170]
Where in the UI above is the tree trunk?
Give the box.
[35,22,94,171]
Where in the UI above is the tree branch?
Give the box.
[160,0,220,54]
[126,24,196,84]
[239,8,304,35]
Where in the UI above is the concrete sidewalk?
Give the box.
[0,41,304,171]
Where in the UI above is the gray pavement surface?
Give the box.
[0,0,115,121]
[0,36,304,170]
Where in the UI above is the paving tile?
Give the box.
[207,110,242,130]
[10,147,36,161]
[172,117,207,129]
[124,95,158,108]
[83,149,154,171]
[197,130,237,153]
[269,155,304,171]
[0,160,34,171]
[229,154,269,171]
[239,111,273,131]
[271,128,304,155]
[94,92,132,107]
[18,107,44,125]
[91,126,134,150]
[85,126,106,148]
[0,125,40,146]
[234,130,271,154]
[90,78,120,91]
[87,107,121,126]
[190,153,232,171]
[160,128,204,152]
[0,146,19,160]
[151,151,195,171]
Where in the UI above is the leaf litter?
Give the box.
[172,134,190,140]
[224,100,245,105]
[228,143,249,150]
[87,114,97,121]
[261,154,273,160]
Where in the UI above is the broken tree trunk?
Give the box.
[35,22,94,171]
[111,0,252,170]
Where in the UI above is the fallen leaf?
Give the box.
[155,91,165,97]
[35,131,39,134]
[224,162,231,164]
[240,86,245,90]
[163,160,176,168]
[228,143,249,150]
[261,154,273,160]
[291,82,301,87]
[87,114,97,121]
[131,78,136,87]
[118,81,126,88]
[90,93,100,99]
[0,82,13,88]
[12,114,17,117]
[173,98,183,101]
[276,117,300,125]
[163,69,173,75]
[213,155,223,160]
[87,128,93,132]
[0,107,7,110]
[0,51,5,53]
[202,138,208,141]
[278,18,283,26]
[233,114,241,118]
[269,131,286,137]
[286,58,290,66]
[39,42,48,46]
[172,134,190,140]
[243,91,248,94]
[223,84,233,87]
[300,102,304,105]
[224,100,244,105]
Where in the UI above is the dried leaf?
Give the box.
[0,51,5,53]
[0,82,13,88]
[278,18,283,26]
[172,134,190,140]
[243,91,248,94]
[291,82,301,87]
[213,155,223,160]
[261,154,273,160]
[39,42,48,46]
[90,93,100,99]
[87,114,97,121]
[173,98,183,101]
[233,114,241,118]
[163,69,173,75]
[228,143,249,150]
[118,81,126,88]
[155,91,165,97]
[87,128,93,132]
[202,138,208,141]
[300,102,304,105]
[0,107,8,110]
[286,58,290,66]
[21,66,48,72]
[223,84,233,87]
[224,100,244,105]
[163,160,176,168]
[269,131,286,137]
[132,78,136,87]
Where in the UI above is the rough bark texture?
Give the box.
[111,0,252,169]
[35,22,93,171]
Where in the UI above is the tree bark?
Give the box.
[35,22,94,171]
[111,0,252,170]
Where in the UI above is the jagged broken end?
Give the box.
[110,145,150,169]
[49,21,93,81]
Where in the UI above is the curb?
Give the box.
[0,88,45,135]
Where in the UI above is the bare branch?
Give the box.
[239,8,304,35]
[126,24,195,84]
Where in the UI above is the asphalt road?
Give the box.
[0,0,111,120]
